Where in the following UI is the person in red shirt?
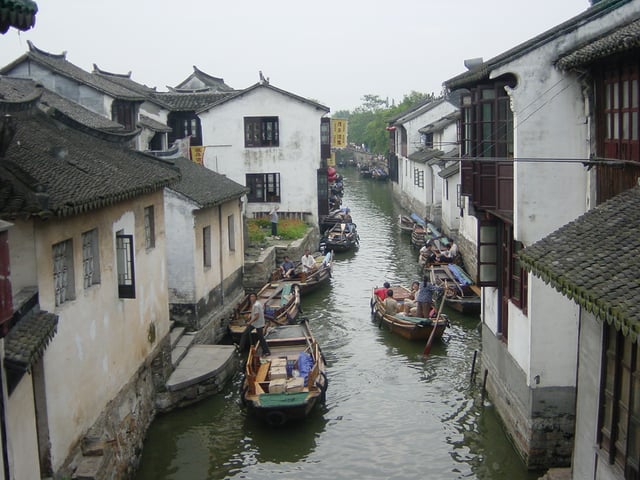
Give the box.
[374,282,391,300]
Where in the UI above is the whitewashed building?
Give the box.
[197,80,330,227]
[0,82,179,477]
[163,156,247,335]
[388,97,460,225]
[443,0,640,471]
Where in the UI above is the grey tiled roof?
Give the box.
[5,309,58,373]
[1,97,180,218]
[196,82,329,115]
[444,0,630,90]
[408,148,443,164]
[438,161,459,179]
[556,17,640,70]
[139,114,171,133]
[419,111,460,134]
[387,98,443,124]
[519,185,640,340]
[0,77,125,131]
[174,66,235,92]
[169,156,248,208]
[0,42,145,101]
[155,91,232,111]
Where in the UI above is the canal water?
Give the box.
[135,168,540,480]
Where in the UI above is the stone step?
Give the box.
[171,332,196,367]
[169,326,185,349]
[166,345,237,391]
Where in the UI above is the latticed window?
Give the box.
[82,229,100,289]
[228,215,236,252]
[244,117,279,147]
[246,173,280,203]
[53,239,75,306]
[116,233,135,299]
[203,226,211,268]
[600,324,639,478]
[144,205,155,249]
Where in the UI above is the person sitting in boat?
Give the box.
[301,249,317,274]
[438,241,459,263]
[343,208,352,223]
[280,256,296,278]
[374,282,391,300]
[418,243,437,266]
[416,275,444,319]
[383,289,399,315]
[403,281,421,315]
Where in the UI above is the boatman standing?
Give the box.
[239,293,271,356]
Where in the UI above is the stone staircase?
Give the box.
[155,324,238,412]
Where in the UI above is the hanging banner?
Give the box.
[331,119,348,148]
[190,146,205,165]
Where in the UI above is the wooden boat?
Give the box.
[228,283,301,343]
[241,320,328,426]
[429,264,480,314]
[270,251,334,295]
[319,207,352,232]
[411,223,427,248]
[320,222,359,253]
[399,215,415,233]
[370,286,449,341]
[371,167,389,181]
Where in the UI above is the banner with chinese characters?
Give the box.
[190,146,205,165]
[331,119,347,148]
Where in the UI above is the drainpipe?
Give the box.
[0,347,11,480]
[218,205,224,305]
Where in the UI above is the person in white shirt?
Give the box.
[301,248,316,273]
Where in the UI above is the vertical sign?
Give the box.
[331,119,348,148]
[190,146,205,165]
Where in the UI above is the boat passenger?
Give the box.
[301,249,317,273]
[374,282,391,300]
[383,289,399,315]
[280,255,296,278]
[403,281,421,315]
[438,241,459,263]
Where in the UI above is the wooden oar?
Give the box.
[423,283,447,357]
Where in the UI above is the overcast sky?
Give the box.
[0,0,590,112]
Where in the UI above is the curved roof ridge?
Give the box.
[27,40,66,59]
[92,64,132,78]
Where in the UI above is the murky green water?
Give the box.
[135,169,541,480]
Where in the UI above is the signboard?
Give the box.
[327,152,336,167]
[190,146,205,165]
[331,119,348,148]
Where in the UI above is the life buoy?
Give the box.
[265,410,287,427]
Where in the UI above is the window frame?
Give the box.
[227,215,236,252]
[53,239,75,306]
[144,205,155,250]
[244,116,279,147]
[81,229,100,289]
[246,173,281,203]
[599,324,639,478]
[203,225,212,268]
[115,233,136,299]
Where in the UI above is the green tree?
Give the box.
[333,91,436,154]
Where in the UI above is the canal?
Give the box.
[135,168,540,480]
